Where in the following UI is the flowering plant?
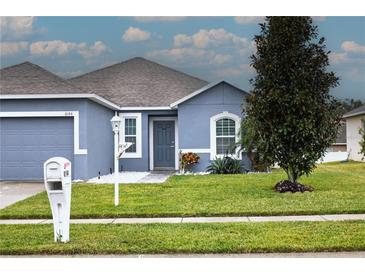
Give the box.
[180,151,200,173]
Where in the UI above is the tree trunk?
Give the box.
[287,165,298,183]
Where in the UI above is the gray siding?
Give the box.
[177,82,249,172]
[119,110,177,171]
[86,100,114,178]
[0,99,114,180]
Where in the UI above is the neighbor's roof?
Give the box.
[69,57,209,107]
[0,62,81,94]
[343,104,365,118]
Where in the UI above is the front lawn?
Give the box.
[0,161,364,219]
[1,221,364,255]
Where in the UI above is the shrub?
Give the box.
[180,152,200,173]
[206,156,243,174]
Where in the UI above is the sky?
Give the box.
[1,16,364,100]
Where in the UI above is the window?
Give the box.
[210,112,241,159]
[124,118,136,153]
[120,113,142,158]
[216,118,236,155]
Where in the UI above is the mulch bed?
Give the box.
[274,180,314,193]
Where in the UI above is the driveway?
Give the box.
[0,181,45,209]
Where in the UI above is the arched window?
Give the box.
[210,112,241,159]
[216,118,236,155]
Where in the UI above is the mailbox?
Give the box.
[44,157,72,243]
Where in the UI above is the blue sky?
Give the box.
[1,16,364,100]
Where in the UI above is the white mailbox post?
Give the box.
[111,114,122,206]
[44,157,72,243]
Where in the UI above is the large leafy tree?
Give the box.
[245,17,342,188]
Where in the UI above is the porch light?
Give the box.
[110,114,122,206]
[111,115,122,133]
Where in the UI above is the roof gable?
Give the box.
[0,62,81,94]
[69,57,208,107]
[170,80,249,108]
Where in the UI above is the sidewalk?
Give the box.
[1,214,364,225]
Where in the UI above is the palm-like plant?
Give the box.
[206,156,243,174]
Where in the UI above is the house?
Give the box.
[328,121,347,152]
[343,104,365,161]
[0,57,249,180]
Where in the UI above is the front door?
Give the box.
[153,120,175,170]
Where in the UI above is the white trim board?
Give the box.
[0,111,87,155]
[149,116,179,171]
[179,149,211,154]
[119,112,142,158]
[343,110,365,119]
[0,94,120,110]
[210,111,241,160]
[120,106,171,111]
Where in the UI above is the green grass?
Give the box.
[1,161,364,219]
[1,221,364,255]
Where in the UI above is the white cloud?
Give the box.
[341,41,365,55]
[214,64,254,78]
[329,52,348,64]
[210,54,232,65]
[173,28,249,49]
[30,40,76,56]
[134,17,186,22]
[0,17,37,40]
[30,40,107,61]
[146,47,210,62]
[329,41,365,65]
[0,41,28,56]
[122,27,151,42]
[148,28,254,74]
[173,34,192,48]
[234,16,264,25]
[77,41,107,59]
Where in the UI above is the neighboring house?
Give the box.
[343,104,365,161]
[328,121,347,152]
[0,57,249,180]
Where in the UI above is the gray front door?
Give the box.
[153,120,175,169]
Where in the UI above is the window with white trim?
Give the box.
[210,112,241,159]
[119,113,142,158]
[216,118,236,155]
[124,118,137,153]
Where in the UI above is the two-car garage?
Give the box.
[0,117,74,180]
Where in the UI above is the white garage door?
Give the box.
[0,117,74,180]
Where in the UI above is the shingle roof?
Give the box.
[0,62,81,94]
[343,104,365,118]
[69,57,208,107]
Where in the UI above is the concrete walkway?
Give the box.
[0,181,44,209]
[1,214,364,225]
[86,171,173,184]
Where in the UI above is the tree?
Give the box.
[244,17,342,191]
[238,118,268,171]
